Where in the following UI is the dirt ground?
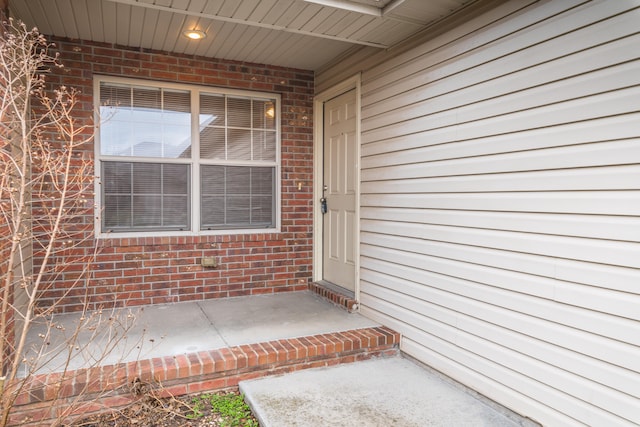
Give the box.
[69,389,258,427]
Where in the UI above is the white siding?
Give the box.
[320,0,640,425]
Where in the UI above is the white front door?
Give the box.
[322,89,357,291]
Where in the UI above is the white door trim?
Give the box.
[312,73,362,299]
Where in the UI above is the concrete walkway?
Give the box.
[240,357,526,427]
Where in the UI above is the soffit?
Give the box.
[10,0,473,70]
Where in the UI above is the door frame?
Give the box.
[312,73,362,298]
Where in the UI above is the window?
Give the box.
[96,77,279,235]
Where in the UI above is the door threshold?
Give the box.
[309,281,358,313]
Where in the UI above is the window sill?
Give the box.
[95,226,281,240]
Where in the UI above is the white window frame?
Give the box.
[94,75,281,239]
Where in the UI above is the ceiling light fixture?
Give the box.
[183,29,206,40]
[265,103,275,119]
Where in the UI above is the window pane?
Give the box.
[132,163,161,193]
[200,165,274,229]
[201,196,225,226]
[99,83,191,159]
[163,90,192,158]
[200,163,225,193]
[163,164,189,195]
[198,93,277,162]
[251,167,274,195]
[252,130,276,161]
[228,196,250,223]
[251,168,274,224]
[162,123,192,158]
[252,196,274,223]
[102,161,190,231]
[164,90,190,114]
[133,87,161,111]
[163,195,189,227]
[103,162,131,193]
[132,194,162,227]
[226,167,250,195]
[104,195,131,228]
[131,127,161,157]
[200,94,225,126]
[100,84,131,108]
[227,129,251,160]
[200,165,226,226]
[252,99,276,130]
[100,85,133,155]
[228,97,251,127]
[200,126,225,159]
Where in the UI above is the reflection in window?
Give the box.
[98,79,279,234]
[99,84,191,158]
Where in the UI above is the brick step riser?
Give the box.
[10,326,400,426]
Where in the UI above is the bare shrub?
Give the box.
[1,19,137,426]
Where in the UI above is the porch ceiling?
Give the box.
[10,0,473,71]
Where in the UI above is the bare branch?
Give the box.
[1,19,140,426]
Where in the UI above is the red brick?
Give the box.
[198,351,216,375]
[235,371,264,383]
[174,354,190,378]
[300,337,319,357]
[188,378,227,394]
[252,343,270,365]
[34,37,313,314]
[265,340,287,363]
[157,384,188,398]
[306,335,326,356]
[288,338,306,359]
[112,364,129,387]
[277,339,298,360]
[188,353,202,376]
[150,357,165,381]
[317,334,336,354]
[237,344,258,367]
[217,348,238,370]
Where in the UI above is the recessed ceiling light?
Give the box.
[183,29,206,40]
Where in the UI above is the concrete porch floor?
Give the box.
[21,290,533,426]
[24,290,379,373]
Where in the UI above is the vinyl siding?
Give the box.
[320,0,640,425]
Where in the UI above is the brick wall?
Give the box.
[39,37,314,312]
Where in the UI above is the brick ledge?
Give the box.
[10,326,400,425]
[308,282,359,312]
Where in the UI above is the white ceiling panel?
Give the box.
[10,0,474,70]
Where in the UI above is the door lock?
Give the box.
[320,197,327,214]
